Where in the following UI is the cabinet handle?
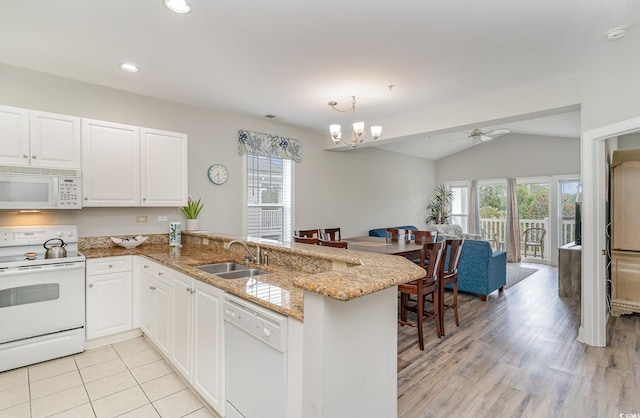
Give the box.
[88,283,94,288]
[191,289,195,294]
[108,264,113,268]
[22,154,28,158]
[84,197,88,200]
[150,285,156,290]
[143,198,147,201]
[32,155,37,159]
[158,272,164,276]
[143,265,149,269]
[186,287,191,293]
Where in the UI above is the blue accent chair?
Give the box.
[455,239,506,300]
[368,225,418,238]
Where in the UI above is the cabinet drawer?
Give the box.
[87,256,132,275]
[140,259,171,286]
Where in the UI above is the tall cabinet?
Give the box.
[610,149,640,316]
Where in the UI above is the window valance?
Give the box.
[238,129,302,163]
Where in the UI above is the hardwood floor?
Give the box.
[397,263,640,418]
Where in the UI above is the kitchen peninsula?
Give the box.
[80,231,425,418]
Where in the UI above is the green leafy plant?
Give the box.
[426,184,454,225]
[181,196,204,219]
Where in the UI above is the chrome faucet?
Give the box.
[225,240,260,264]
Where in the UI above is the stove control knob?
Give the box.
[263,327,271,337]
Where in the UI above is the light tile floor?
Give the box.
[0,337,218,418]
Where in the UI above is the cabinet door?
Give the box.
[192,280,224,414]
[140,128,187,207]
[154,279,172,357]
[139,272,156,338]
[612,161,640,251]
[86,271,133,340]
[171,273,193,379]
[82,119,140,206]
[29,111,81,169]
[0,105,29,166]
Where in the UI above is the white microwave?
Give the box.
[0,173,82,210]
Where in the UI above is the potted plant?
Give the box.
[426,184,454,225]
[181,196,204,231]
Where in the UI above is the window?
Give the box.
[246,155,292,242]
[559,179,581,246]
[448,183,468,233]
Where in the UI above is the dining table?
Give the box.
[343,235,424,260]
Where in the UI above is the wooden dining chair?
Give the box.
[398,241,445,350]
[294,229,319,239]
[293,236,319,244]
[438,238,465,336]
[385,228,410,243]
[412,230,437,244]
[318,239,348,249]
[319,228,341,241]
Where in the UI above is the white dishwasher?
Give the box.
[224,293,288,418]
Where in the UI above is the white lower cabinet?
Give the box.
[85,256,133,340]
[171,271,225,415]
[139,261,172,357]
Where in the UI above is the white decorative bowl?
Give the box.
[111,235,148,249]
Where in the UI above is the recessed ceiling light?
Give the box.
[605,27,627,41]
[164,0,191,14]
[119,63,140,73]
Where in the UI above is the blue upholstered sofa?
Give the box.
[368,225,418,237]
[455,239,506,300]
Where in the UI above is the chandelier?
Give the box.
[328,96,382,147]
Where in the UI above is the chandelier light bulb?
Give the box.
[330,124,342,140]
[353,122,365,136]
[370,125,382,140]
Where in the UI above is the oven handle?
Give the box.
[0,262,85,276]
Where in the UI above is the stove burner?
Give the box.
[24,252,37,260]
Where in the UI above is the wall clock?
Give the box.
[208,164,228,185]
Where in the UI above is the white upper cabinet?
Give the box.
[82,119,141,206]
[30,111,81,169]
[141,128,188,207]
[0,105,29,166]
[82,119,187,207]
[0,105,81,169]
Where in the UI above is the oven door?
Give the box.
[0,261,85,344]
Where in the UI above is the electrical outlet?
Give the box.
[203,238,209,245]
[158,216,168,222]
[136,216,148,223]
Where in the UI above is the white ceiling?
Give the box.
[0,0,636,159]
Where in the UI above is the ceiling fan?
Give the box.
[449,128,511,144]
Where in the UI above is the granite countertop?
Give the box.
[80,231,425,321]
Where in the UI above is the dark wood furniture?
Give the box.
[398,241,445,350]
[293,236,319,244]
[385,228,410,242]
[412,230,437,244]
[294,229,319,238]
[320,228,341,241]
[343,236,424,259]
[318,239,348,249]
[438,239,464,336]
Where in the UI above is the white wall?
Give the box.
[435,133,580,183]
[0,64,434,238]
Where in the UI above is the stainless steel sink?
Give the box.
[195,262,266,279]
[215,269,267,279]
[196,262,252,274]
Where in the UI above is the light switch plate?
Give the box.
[136,216,148,223]
[158,216,168,222]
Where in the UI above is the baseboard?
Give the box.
[85,329,143,350]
